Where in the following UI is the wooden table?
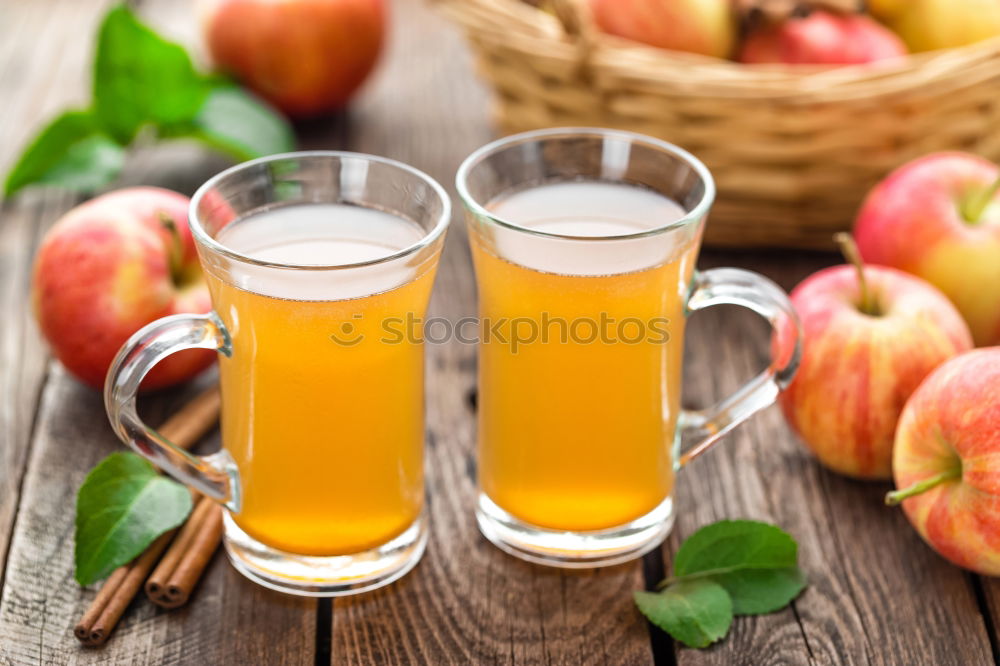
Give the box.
[1,1,998,664]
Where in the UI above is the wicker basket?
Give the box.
[435,0,1000,249]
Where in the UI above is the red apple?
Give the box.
[855,152,1000,346]
[32,187,214,390]
[886,348,1000,576]
[589,0,735,59]
[203,0,385,118]
[779,251,973,479]
[740,11,907,65]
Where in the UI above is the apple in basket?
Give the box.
[870,0,1000,52]
[588,0,735,58]
[203,0,386,118]
[31,188,214,390]
[854,152,1000,346]
[886,348,1000,576]
[739,10,908,65]
[778,236,972,480]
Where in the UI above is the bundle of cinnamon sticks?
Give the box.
[75,386,224,647]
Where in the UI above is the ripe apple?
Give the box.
[589,0,735,59]
[867,0,906,21]
[203,0,386,118]
[32,187,214,390]
[854,152,1000,346]
[739,11,907,65]
[876,0,1000,52]
[779,240,973,480]
[886,348,1000,576]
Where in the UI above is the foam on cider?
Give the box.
[215,203,426,301]
[487,181,691,276]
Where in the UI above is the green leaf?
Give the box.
[4,110,125,196]
[93,5,209,143]
[635,581,733,649]
[5,5,293,197]
[674,520,798,576]
[163,86,295,162]
[716,566,807,615]
[670,520,807,616]
[75,452,192,585]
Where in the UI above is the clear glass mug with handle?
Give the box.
[105,152,450,596]
[457,128,803,567]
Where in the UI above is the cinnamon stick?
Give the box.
[74,567,129,642]
[76,530,175,647]
[74,385,221,647]
[145,495,223,608]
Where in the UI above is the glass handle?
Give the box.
[676,268,803,468]
[104,312,238,508]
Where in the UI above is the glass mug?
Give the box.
[105,152,449,596]
[457,128,803,567]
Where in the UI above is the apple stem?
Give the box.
[157,211,184,285]
[834,232,878,316]
[963,174,1000,224]
[885,468,961,506]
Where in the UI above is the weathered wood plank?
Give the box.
[0,1,316,663]
[0,0,119,586]
[326,2,656,663]
[978,579,1000,659]
[670,251,997,666]
[0,195,64,584]
[666,254,819,666]
[0,368,316,665]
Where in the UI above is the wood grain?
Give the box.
[667,253,819,666]
[0,1,315,663]
[0,0,110,588]
[0,369,316,665]
[979,579,1000,661]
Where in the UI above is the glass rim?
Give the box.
[455,127,716,242]
[188,150,451,271]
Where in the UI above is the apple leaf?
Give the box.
[673,519,799,576]
[670,519,806,614]
[636,520,807,649]
[3,4,294,197]
[75,452,191,586]
[162,86,295,162]
[635,581,733,649]
[3,110,125,197]
[713,566,807,615]
[93,5,210,143]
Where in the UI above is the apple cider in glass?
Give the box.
[205,203,435,556]
[471,181,697,532]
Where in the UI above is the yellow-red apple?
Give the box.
[854,152,1000,346]
[779,253,973,479]
[589,0,735,59]
[879,0,1000,52]
[739,11,907,65]
[887,348,1000,575]
[32,187,213,390]
[203,0,385,118]
[867,0,906,21]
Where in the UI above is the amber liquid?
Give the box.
[206,204,435,556]
[472,182,697,531]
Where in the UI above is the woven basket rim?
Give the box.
[437,0,1000,94]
